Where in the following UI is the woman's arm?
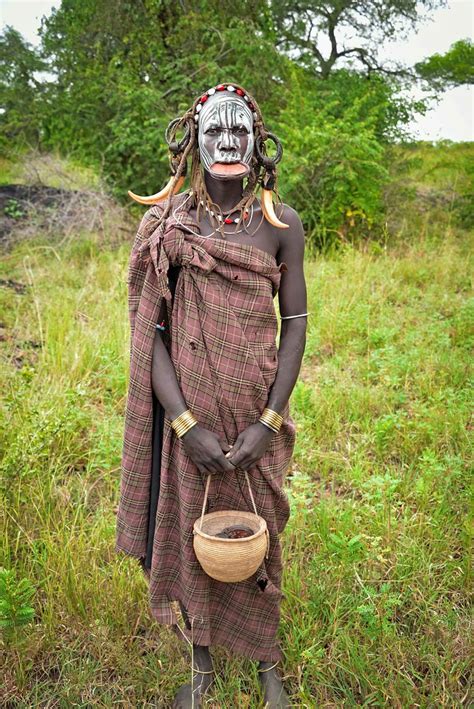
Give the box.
[151,303,235,476]
[266,205,307,414]
[225,205,307,470]
[151,301,190,421]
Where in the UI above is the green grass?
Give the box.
[1,149,473,706]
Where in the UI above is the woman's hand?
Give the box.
[181,424,236,475]
[224,422,275,471]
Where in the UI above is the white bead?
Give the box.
[227,85,235,91]
[253,112,257,119]
[196,103,202,112]
[208,88,216,95]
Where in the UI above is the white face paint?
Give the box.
[197,93,254,179]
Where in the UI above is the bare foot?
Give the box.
[258,661,290,708]
[172,647,214,708]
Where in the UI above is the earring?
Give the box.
[255,133,289,230]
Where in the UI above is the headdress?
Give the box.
[128,82,289,229]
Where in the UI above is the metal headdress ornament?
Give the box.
[128,82,289,229]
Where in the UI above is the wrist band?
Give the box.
[259,407,283,433]
[170,409,198,438]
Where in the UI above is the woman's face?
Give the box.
[197,93,254,180]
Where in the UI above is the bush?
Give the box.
[277,78,389,250]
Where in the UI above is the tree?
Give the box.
[270,0,445,79]
[415,39,474,89]
[36,0,289,195]
[0,26,48,151]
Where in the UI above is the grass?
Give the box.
[1,147,473,706]
[0,149,102,191]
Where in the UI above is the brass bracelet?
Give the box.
[170,409,194,428]
[259,407,283,433]
[172,417,197,435]
[170,409,198,438]
[259,419,279,433]
[174,421,197,438]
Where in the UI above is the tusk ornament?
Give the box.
[127,175,185,205]
[261,189,289,229]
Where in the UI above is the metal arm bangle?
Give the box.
[280,312,309,320]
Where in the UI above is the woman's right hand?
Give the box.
[180,424,236,475]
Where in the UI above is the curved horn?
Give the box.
[261,188,289,229]
[128,175,186,205]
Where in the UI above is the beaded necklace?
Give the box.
[172,191,263,239]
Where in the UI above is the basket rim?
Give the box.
[193,510,267,543]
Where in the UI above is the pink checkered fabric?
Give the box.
[116,193,296,661]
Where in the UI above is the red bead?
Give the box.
[224,217,233,224]
[236,88,244,96]
[248,102,254,110]
[216,84,226,91]
[200,94,208,103]
[244,211,249,219]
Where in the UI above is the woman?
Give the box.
[116,82,307,708]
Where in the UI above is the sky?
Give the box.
[1,0,473,141]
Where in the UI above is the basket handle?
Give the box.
[198,469,259,531]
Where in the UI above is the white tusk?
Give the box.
[261,189,289,229]
[127,175,185,205]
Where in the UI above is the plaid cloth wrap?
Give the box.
[116,194,296,661]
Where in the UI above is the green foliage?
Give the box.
[385,141,474,234]
[416,39,474,88]
[0,27,48,153]
[0,568,35,641]
[4,198,25,219]
[278,73,390,247]
[0,0,449,248]
[35,0,289,198]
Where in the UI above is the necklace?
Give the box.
[199,199,249,225]
[171,191,261,238]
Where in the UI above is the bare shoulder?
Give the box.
[275,203,305,261]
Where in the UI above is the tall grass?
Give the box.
[1,152,473,706]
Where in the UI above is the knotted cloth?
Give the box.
[116,193,296,661]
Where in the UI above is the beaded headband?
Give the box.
[194,84,258,124]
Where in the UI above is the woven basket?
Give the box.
[193,471,270,583]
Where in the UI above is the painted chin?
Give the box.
[208,161,250,180]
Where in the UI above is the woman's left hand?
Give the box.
[224,422,275,470]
